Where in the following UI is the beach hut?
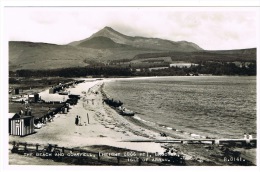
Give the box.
[12,88,19,95]
[28,93,39,103]
[9,113,35,136]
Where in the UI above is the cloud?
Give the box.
[5,7,258,50]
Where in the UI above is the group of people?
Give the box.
[85,99,95,105]
[75,115,82,126]
[34,115,54,129]
[160,132,167,137]
[40,115,54,124]
[19,106,32,116]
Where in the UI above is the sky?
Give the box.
[4,7,258,50]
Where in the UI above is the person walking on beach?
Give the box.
[75,115,79,126]
[78,116,81,126]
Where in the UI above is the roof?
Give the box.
[8,113,34,119]
[8,113,17,119]
[17,115,34,119]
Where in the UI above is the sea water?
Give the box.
[104,76,256,139]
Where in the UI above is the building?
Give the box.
[170,63,199,68]
[148,67,169,71]
[12,88,19,95]
[28,93,40,103]
[9,113,35,136]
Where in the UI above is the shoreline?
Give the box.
[102,76,256,139]
[8,79,256,165]
[100,80,197,140]
[9,80,166,153]
[101,84,194,139]
[96,75,256,80]
[102,78,216,140]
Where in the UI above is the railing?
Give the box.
[123,138,257,148]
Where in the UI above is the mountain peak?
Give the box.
[96,26,126,37]
[78,36,127,49]
[69,26,203,51]
[96,26,120,35]
[103,26,115,31]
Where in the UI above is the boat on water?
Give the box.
[103,98,135,116]
[120,109,135,116]
[103,98,123,107]
[118,106,135,116]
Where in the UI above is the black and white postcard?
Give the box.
[1,0,259,171]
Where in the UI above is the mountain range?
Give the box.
[9,26,256,71]
[69,26,202,51]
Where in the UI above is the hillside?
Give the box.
[9,27,256,72]
[9,27,204,71]
[133,48,257,62]
[78,36,129,49]
[9,41,161,71]
[9,41,91,71]
[69,26,203,51]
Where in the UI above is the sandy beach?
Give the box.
[9,79,167,153]
[8,78,256,165]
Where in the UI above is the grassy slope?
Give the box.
[133,48,257,62]
[9,41,256,71]
[9,41,161,71]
